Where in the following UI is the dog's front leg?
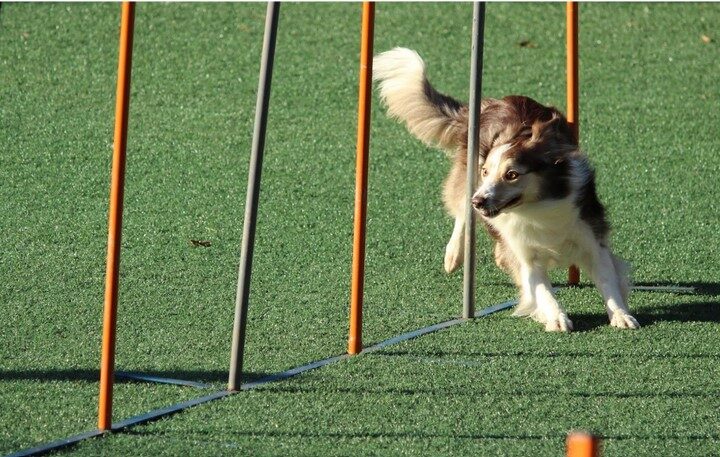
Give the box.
[520,263,573,332]
[444,213,465,273]
[588,248,640,329]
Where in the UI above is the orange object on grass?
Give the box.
[348,2,375,355]
[99,1,135,431]
[567,432,600,457]
[566,1,580,286]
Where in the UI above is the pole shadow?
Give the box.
[0,369,270,385]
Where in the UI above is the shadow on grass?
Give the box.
[494,280,720,332]
[0,369,269,384]
[570,281,720,331]
[571,300,720,332]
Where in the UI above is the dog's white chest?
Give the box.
[487,201,590,267]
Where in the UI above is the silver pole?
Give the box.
[463,2,486,319]
[228,1,280,392]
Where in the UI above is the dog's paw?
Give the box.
[544,313,573,332]
[443,243,463,273]
[609,312,640,329]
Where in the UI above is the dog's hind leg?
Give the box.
[444,212,465,273]
[586,247,640,329]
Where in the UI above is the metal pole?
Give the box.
[463,2,485,319]
[228,1,280,392]
[566,1,580,286]
[98,0,135,431]
[348,1,375,356]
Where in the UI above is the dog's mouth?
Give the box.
[480,196,522,218]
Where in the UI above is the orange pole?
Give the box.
[99,1,135,431]
[567,432,600,457]
[566,1,580,286]
[348,1,375,355]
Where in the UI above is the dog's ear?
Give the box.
[530,112,575,146]
[457,99,505,163]
[529,112,577,167]
[477,99,507,158]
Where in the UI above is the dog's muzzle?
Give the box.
[472,194,521,218]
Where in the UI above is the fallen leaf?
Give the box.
[518,40,537,49]
[701,34,712,44]
[190,239,212,247]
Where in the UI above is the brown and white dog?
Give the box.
[373,47,639,332]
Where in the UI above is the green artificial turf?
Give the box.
[1,2,718,456]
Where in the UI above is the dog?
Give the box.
[373,47,639,332]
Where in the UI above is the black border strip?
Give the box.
[115,371,212,389]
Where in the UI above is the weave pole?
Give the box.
[98,1,135,431]
[347,1,375,355]
[566,1,580,286]
[228,1,280,392]
[567,432,600,457]
[463,2,486,319]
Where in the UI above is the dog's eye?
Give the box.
[504,170,519,181]
[481,168,488,177]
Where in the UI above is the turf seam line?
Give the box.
[5,298,515,457]
[631,285,696,294]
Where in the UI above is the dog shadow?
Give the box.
[570,281,720,332]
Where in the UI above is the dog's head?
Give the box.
[471,96,578,218]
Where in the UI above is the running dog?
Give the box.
[373,47,639,332]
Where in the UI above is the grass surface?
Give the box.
[1,2,719,456]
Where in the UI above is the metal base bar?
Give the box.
[364,298,517,356]
[5,430,106,457]
[242,354,351,390]
[111,390,231,430]
[115,371,212,389]
[8,297,516,457]
[10,282,693,457]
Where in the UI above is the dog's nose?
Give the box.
[472,195,486,209]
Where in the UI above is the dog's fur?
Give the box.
[373,48,639,332]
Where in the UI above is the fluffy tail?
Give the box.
[373,48,468,152]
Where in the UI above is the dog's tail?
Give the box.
[373,48,468,153]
